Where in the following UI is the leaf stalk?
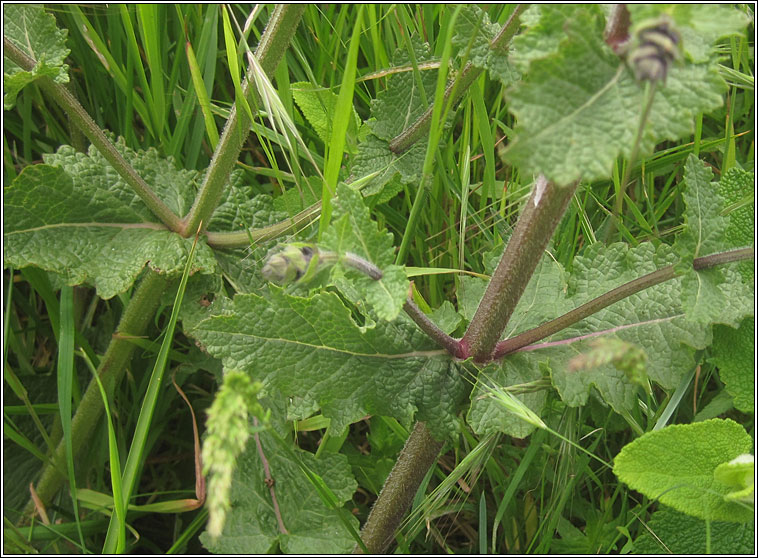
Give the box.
[493,246,755,359]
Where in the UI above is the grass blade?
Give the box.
[101,229,201,552]
[319,5,364,238]
[186,38,219,150]
[56,286,87,551]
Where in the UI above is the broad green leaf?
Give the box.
[428,300,463,336]
[322,183,408,321]
[459,174,751,426]
[3,142,216,299]
[452,5,520,86]
[632,506,754,554]
[509,5,580,73]
[467,239,751,422]
[719,166,754,284]
[709,318,754,414]
[676,155,729,261]
[547,242,751,413]
[456,275,489,323]
[462,255,565,436]
[291,82,360,150]
[3,4,70,109]
[200,401,358,554]
[614,418,753,523]
[186,287,465,440]
[352,133,426,195]
[503,7,727,186]
[351,38,436,195]
[209,170,288,233]
[674,155,731,324]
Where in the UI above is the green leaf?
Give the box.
[503,6,727,186]
[632,506,754,554]
[509,5,579,73]
[3,143,216,299]
[548,242,751,413]
[467,356,547,439]
[676,155,729,261]
[186,287,465,440]
[322,183,409,321]
[627,5,751,63]
[475,239,752,420]
[719,166,755,284]
[613,418,754,523]
[3,4,70,109]
[462,255,564,436]
[674,155,731,323]
[714,454,754,504]
[200,404,359,554]
[271,176,322,215]
[709,318,754,414]
[428,300,463,336]
[452,5,519,86]
[351,38,436,195]
[209,173,284,232]
[291,82,360,150]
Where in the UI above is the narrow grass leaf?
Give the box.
[102,228,201,552]
[56,285,86,551]
[84,353,126,553]
[186,39,219,149]
[221,5,254,126]
[319,6,364,238]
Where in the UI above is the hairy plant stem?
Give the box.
[353,422,444,554]
[494,246,755,359]
[183,5,305,237]
[388,4,528,155]
[463,179,579,362]
[3,37,184,233]
[26,271,171,514]
[205,200,321,248]
[402,298,463,358]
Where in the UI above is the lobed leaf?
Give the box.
[674,155,731,324]
[291,81,360,150]
[452,5,520,86]
[322,183,408,321]
[186,287,465,440]
[503,7,727,186]
[351,38,436,195]
[3,142,216,298]
[3,4,70,109]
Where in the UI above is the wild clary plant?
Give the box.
[3,4,754,554]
